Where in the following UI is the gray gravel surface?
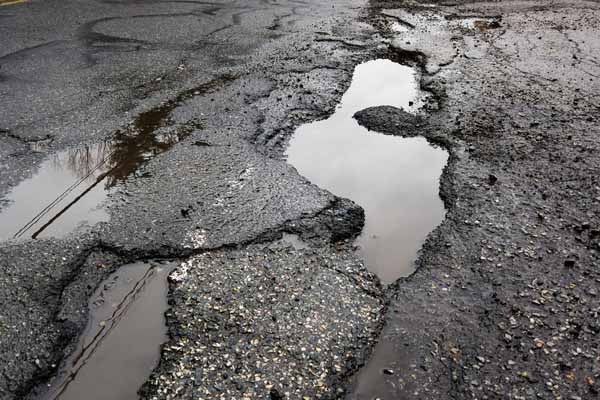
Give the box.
[141,243,384,399]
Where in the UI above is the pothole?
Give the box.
[37,261,174,400]
[286,58,448,399]
[286,59,448,284]
[0,104,199,241]
[0,123,193,241]
[0,75,237,241]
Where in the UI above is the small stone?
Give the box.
[270,389,284,400]
[383,368,395,375]
[587,377,595,386]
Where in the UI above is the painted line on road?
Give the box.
[0,0,28,6]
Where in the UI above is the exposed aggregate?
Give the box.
[142,245,384,399]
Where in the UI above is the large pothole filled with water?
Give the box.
[286,59,448,284]
[287,59,448,399]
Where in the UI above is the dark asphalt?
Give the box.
[347,1,600,399]
[1,0,599,399]
[1,0,386,398]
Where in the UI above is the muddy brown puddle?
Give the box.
[38,261,174,400]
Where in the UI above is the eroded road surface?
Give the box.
[1,0,599,399]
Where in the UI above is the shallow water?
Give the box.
[0,118,190,241]
[39,262,173,400]
[0,145,110,240]
[286,59,448,283]
[286,59,449,400]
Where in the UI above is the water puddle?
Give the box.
[0,103,198,241]
[0,145,111,240]
[38,261,174,400]
[286,59,447,284]
[346,337,405,400]
[0,125,190,240]
[286,59,448,400]
[0,75,237,241]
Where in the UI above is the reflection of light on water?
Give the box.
[0,76,227,241]
[39,262,173,400]
[286,59,448,284]
[50,141,113,183]
[0,149,111,241]
[0,120,192,240]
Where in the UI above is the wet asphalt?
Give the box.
[1,0,383,398]
[1,0,600,399]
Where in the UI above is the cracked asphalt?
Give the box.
[1,0,599,399]
[349,1,600,399]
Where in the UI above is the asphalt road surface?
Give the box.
[1,0,599,399]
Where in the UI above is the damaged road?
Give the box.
[1,0,599,399]
[1,0,386,398]
[349,1,600,399]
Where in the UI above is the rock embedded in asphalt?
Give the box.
[353,105,425,137]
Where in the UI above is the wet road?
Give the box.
[40,262,173,400]
[3,0,595,399]
[0,0,388,398]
